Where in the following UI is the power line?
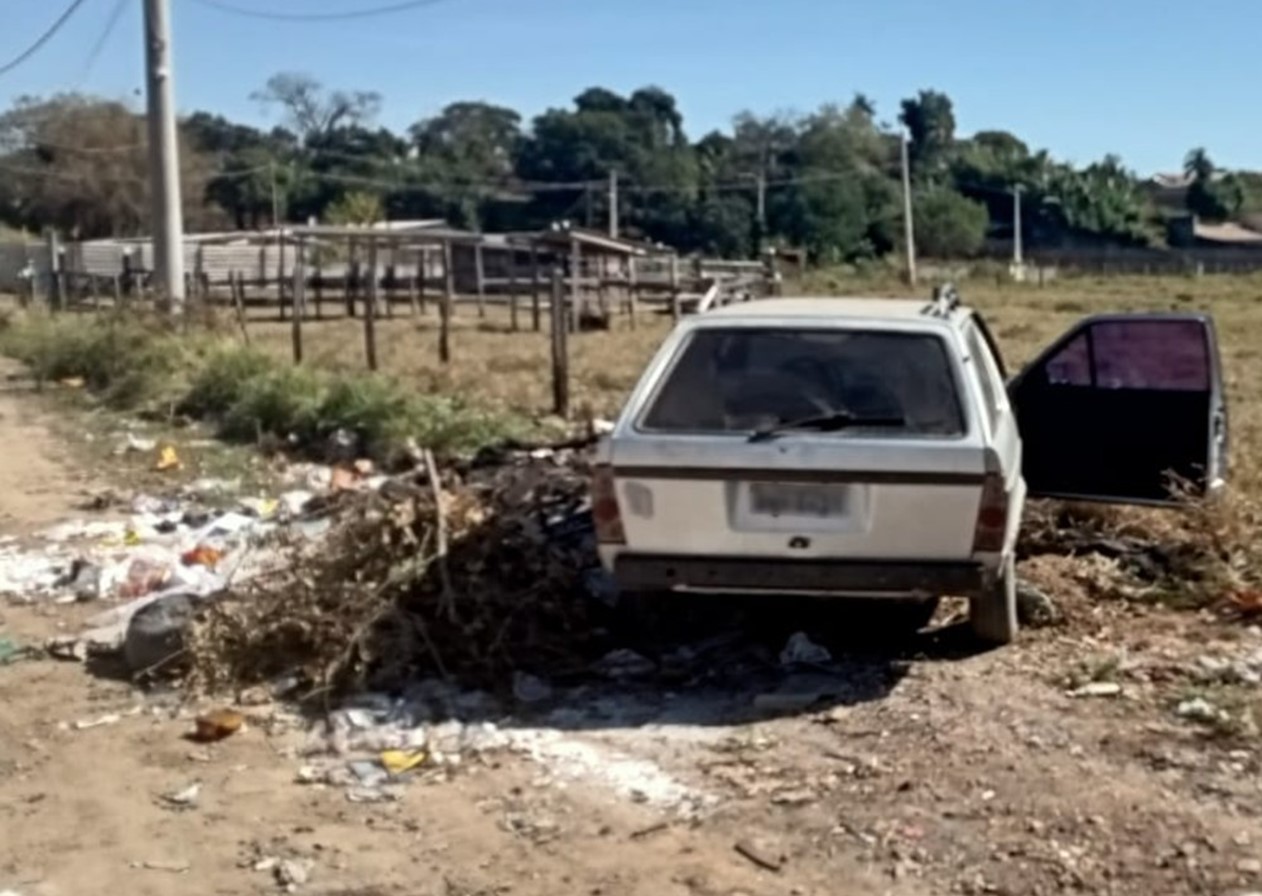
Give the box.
[186,0,455,22]
[77,0,130,87]
[0,0,95,77]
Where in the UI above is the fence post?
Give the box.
[439,239,454,364]
[231,271,250,344]
[569,236,581,334]
[474,241,486,318]
[291,239,306,364]
[313,259,324,320]
[550,267,569,418]
[364,241,379,371]
[669,254,680,321]
[627,258,638,330]
[530,243,542,332]
[508,260,520,332]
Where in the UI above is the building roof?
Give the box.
[530,226,656,256]
[1193,219,1262,245]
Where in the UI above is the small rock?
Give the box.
[1238,858,1262,875]
[1068,682,1122,698]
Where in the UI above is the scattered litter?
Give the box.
[734,838,785,872]
[380,749,427,776]
[0,638,29,666]
[1176,697,1229,725]
[779,632,832,667]
[191,708,245,743]
[276,858,314,889]
[131,860,190,873]
[348,759,389,788]
[181,546,223,569]
[124,593,198,674]
[1068,682,1123,698]
[161,782,201,809]
[239,497,279,519]
[346,786,403,804]
[58,376,84,389]
[73,713,121,730]
[630,821,670,840]
[155,445,182,472]
[122,434,157,454]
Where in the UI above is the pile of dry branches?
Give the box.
[186,446,606,697]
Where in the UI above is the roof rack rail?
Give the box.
[921,282,961,318]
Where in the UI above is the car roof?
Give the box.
[699,296,971,324]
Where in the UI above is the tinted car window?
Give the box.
[640,328,965,436]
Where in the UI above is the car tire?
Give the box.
[970,556,1019,645]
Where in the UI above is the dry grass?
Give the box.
[244,272,1262,419]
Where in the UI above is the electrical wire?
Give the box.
[186,0,455,22]
[0,0,95,77]
[76,0,130,88]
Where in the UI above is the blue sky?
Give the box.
[0,0,1254,175]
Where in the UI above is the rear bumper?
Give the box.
[611,553,988,597]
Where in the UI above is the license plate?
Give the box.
[748,482,849,519]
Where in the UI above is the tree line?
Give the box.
[0,73,1252,260]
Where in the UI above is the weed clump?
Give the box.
[0,311,525,463]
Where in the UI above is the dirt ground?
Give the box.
[1,360,1261,896]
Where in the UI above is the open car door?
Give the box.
[1009,313,1227,505]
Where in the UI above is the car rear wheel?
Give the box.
[970,556,1018,645]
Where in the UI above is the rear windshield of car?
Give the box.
[639,327,966,437]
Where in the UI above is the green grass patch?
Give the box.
[0,311,526,464]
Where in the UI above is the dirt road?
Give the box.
[1,369,1260,896]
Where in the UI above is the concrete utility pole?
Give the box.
[755,171,767,230]
[900,130,917,287]
[608,170,619,238]
[143,0,185,311]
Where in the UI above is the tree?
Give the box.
[914,189,989,257]
[252,73,381,145]
[0,94,218,238]
[1183,148,1243,222]
[325,191,383,225]
[899,90,956,178]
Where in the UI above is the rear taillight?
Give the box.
[591,465,626,544]
[972,472,1009,553]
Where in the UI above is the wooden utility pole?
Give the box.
[900,130,918,287]
[143,0,185,311]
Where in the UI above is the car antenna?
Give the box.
[922,282,961,318]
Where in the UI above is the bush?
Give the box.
[0,312,528,464]
[218,365,326,444]
[182,346,276,418]
[914,188,990,258]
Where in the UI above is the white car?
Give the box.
[592,287,1227,644]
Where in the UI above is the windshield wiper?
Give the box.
[748,410,906,443]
